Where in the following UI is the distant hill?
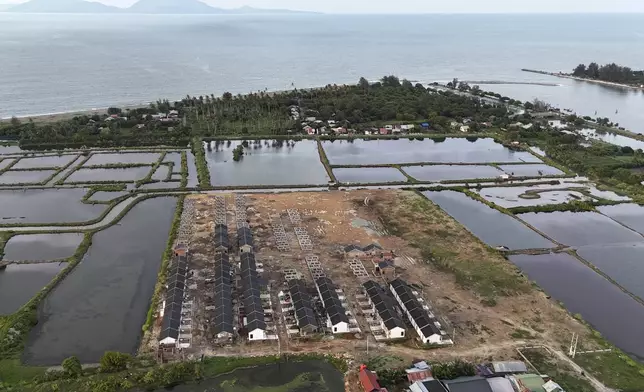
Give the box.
[9,0,120,13]
[8,0,314,14]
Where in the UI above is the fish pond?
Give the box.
[321,138,542,165]
[23,197,176,365]
[0,158,16,171]
[0,262,67,315]
[65,167,152,183]
[88,191,129,202]
[509,253,644,360]
[597,203,644,235]
[518,211,643,247]
[2,233,83,261]
[579,129,644,151]
[151,164,171,181]
[163,152,183,169]
[0,188,105,225]
[154,360,344,392]
[477,185,592,208]
[186,151,198,187]
[0,170,56,185]
[577,243,644,302]
[498,164,564,177]
[333,167,407,184]
[205,140,329,187]
[12,155,77,169]
[422,191,554,250]
[529,146,546,157]
[84,152,161,165]
[402,164,503,182]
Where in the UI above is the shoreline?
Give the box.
[522,68,644,91]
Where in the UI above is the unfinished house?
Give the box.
[212,253,235,341]
[159,254,190,348]
[390,278,451,345]
[240,253,268,341]
[213,224,230,253]
[287,279,319,335]
[315,277,350,334]
[362,280,406,340]
[237,226,254,253]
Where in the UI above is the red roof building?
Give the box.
[359,368,382,392]
[379,128,389,135]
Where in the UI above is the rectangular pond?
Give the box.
[333,167,407,184]
[321,138,543,165]
[509,253,644,360]
[88,191,129,203]
[0,170,56,185]
[580,129,644,151]
[206,140,329,187]
[477,185,593,208]
[163,152,183,171]
[151,164,171,181]
[13,155,77,169]
[84,152,161,166]
[0,188,106,225]
[598,204,644,235]
[422,191,554,250]
[186,151,198,187]
[518,211,643,247]
[498,164,564,177]
[529,146,546,157]
[0,158,16,171]
[0,262,67,315]
[2,233,83,261]
[65,167,152,183]
[23,197,177,365]
[402,164,503,182]
[577,243,644,302]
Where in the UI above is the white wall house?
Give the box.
[248,328,268,341]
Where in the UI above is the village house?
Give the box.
[237,227,253,253]
[359,366,388,392]
[363,281,406,340]
[460,125,470,133]
[304,126,316,135]
[379,128,389,135]
[315,277,349,334]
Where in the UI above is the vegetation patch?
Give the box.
[191,138,211,188]
[519,348,597,392]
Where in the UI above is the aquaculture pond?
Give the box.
[154,360,344,392]
[477,185,592,208]
[402,164,503,182]
[163,152,183,169]
[83,152,161,165]
[0,188,106,225]
[23,197,176,365]
[205,140,329,187]
[0,158,16,171]
[88,191,129,202]
[509,253,644,360]
[333,167,407,184]
[518,211,643,247]
[422,191,554,250]
[579,129,644,151]
[65,167,152,183]
[577,243,644,302]
[0,145,23,155]
[0,170,56,185]
[12,155,77,169]
[2,233,83,261]
[529,146,546,157]
[0,262,67,315]
[151,164,171,181]
[186,151,198,187]
[498,164,564,177]
[321,138,542,165]
[597,204,644,235]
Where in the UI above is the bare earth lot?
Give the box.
[149,190,595,368]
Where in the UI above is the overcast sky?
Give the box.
[2,0,644,13]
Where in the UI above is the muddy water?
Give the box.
[205,140,328,187]
[321,138,542,165]
[2,233,83,261]
[157,360,343,392]
[0,263,67,315]
[422,191,554,250]
[23,197,176,365]
[509,253,644,359]
[518,211,643,247]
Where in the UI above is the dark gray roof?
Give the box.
[316,277,349,325]
[240,253,257,272]
[390,279,440,337]
[363,243,383,252]
[241,249,266,333]
[344,243,382,253]
[344,244,363,253]
[214,223,228,233]
[213,257,234,335]
[443,377,493,392]
[214,229,230,250]
[238,227,253,247]
[288,279,318,329]
[421,380,448,392]
[160,300,182,340]
[363,281,405,331]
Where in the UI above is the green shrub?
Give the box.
[99,351,131,373]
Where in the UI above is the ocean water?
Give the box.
[1,13,644,131]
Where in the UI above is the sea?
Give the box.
[1,13,644,131]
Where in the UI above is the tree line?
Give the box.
[572,62,644,85]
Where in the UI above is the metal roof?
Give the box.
[316,277,349,325]
[363,281,405,331]
[491,361,528,374]
[240,249,266,333]
[212,257,234,335]
[238,227,253,247]
[213,229,230,249]
[214,223,228,233]
[288,279,318,329]
[390,279,440,337]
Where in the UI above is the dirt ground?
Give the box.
[167,190,594,372]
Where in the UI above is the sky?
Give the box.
[2,0,644,13]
